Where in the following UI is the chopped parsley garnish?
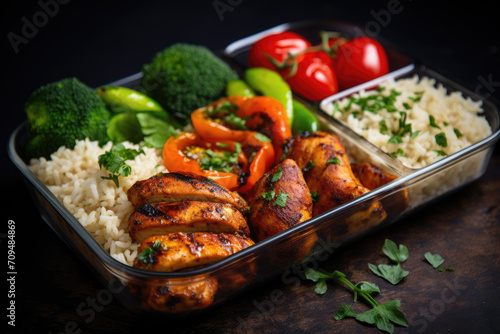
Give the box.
[273,190,289,207]
[379,120,389,135]
[260,189,289,207]
[254,132,271,142]
[390,149,406,158]
[223,112,248,130]
[453,128,463,138]
[326,157,341,165]
[98,144,145,187]
[261,190,275,201]
[310,191,319,202]
[434,150,447,156]
[137,240,163,265]
[429,115,441,129]
[271,166,283,182]
[435,132,448,147]
[198,148,239,173]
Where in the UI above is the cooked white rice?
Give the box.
[29,139,166,266]
[324,75,492,168]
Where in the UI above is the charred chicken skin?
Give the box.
[351,162,409,216]
[246,159,313,241]
[128,201,250,244]
[246,158,316,261]
[133,232,254,272]
[285,131,386,224]
[127,171,248,213]
[145,278,218,313]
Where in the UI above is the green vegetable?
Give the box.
[24,77,111,159]
[368,263,409,285]
[273,190,289,207]
[435,132,448,147]
[254,132,271,143]
[244,67,293,125]
[333,303,356,320]
[368,239,409,285]
[137,240,163,265]
[424,252,454,271]
[271,166,283,182]
[261,190,275,201]
[140,43,238,123]
[96,85,163,113]
[226,79,256,97]
[304,268,408,334]
[107,113,143,144]
[291,99,319,134]
[136,112,180,148]
[97,86,181,148]
[326,157,340,165]
[97,144,144,187]
[382,239,409,264]
[424,252,444,268]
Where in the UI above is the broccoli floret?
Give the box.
[25,77,111,159]
[139,43,237,122]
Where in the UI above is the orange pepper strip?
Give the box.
[237,133,275,194]
[163,132,242,190]
[191,95,249,141]
[237,96,292,163]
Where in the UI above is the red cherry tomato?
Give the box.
[329,36,389,90]
[248,31,311,70]
[284,52,338,101]
[248,31,338,101]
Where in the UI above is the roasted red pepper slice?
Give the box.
[190,95,249,141]
[163,132,275,194]
[192,95,291,162]
[237,95,291,163]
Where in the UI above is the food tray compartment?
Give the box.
[223,19,416,99]
[318,63,500,210]
[9,20,500,315]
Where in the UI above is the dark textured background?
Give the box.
[2,1,499,333]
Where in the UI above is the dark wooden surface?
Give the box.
[2,1,499,334]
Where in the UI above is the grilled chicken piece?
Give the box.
[351,162,409,216]
[128,201,250,244]
[133,232,254,272]
[146,278,218,313]
[247,159,313,241]
[285,132,386,233]
[127,171,248,213]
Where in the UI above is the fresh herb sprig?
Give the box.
[98,144,145,187]
[368,239,409,285]
[304,268,408,334]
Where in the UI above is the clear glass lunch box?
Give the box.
[8,20,500,315]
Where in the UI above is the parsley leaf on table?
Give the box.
[382,239,409,264]
[424,252,454,271]
[368,263,409,285]
[304,268,408,334]
[355,300,408,334]
[369,239,409,285]
[333,303,356,320]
